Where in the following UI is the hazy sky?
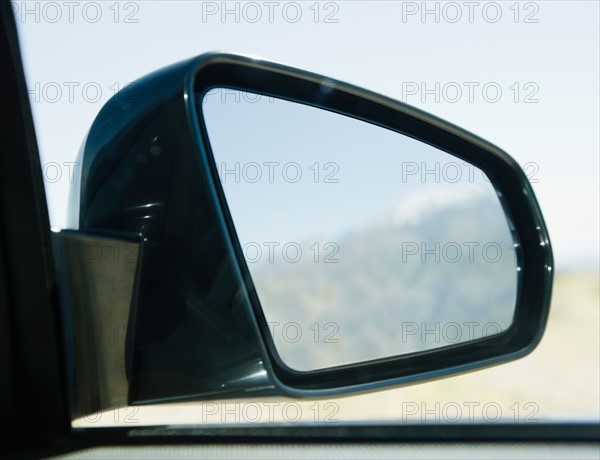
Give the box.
[14,0,599,270]
[203,91,508,244]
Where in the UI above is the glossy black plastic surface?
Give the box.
[74,53,553,404]
[76,58,276,404]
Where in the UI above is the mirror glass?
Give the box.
[201,89,519,372]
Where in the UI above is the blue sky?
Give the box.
[203,91,509,244]
[14,0,599,270]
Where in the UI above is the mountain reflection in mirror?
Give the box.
[201,89,518,371]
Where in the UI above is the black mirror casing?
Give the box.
[68,53,553,408]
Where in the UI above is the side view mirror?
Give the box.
[56,53,553,418]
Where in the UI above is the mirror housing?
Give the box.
[61,53,553,413]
